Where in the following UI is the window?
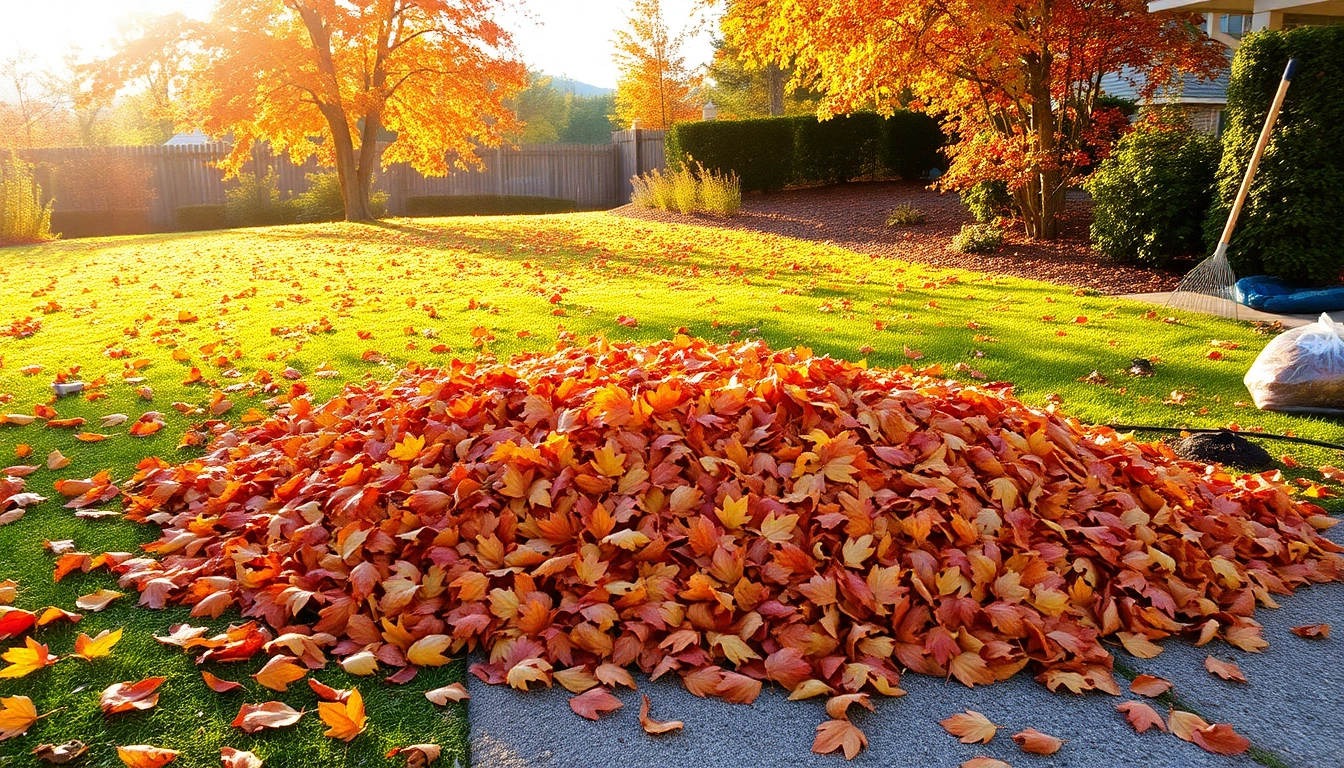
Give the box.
[1220,13,1252,38]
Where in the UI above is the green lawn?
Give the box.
[0,213,1339,767]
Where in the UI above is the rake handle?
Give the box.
[1219,58,1297,246]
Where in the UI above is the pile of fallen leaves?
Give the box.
[108,337,1340,759]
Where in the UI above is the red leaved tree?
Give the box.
[719,0,1226,238]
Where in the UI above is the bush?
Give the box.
[0,152,54,245]
[666,118,796,194]
[631,161,741,216]
[886,204,926,227]
[952,223,1004,254]
[1085,120,1219,266]
[1207,25,1344,284]
[793,113,887,184]
[666,111,946,194]
[405,195,578,217]
[960,180,1013,223]
[296,172,388,223]
[226,171,298,227]
[49,210,153,239]
[175,204,229,232]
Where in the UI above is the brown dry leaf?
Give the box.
[812,719,868,760]
[231,701,304,733]
[569,687,623,720]
[1204,656,1247,683]
[1116,701,1166,733]
[1290,624,1330,639]
[116,745,179,767]
[389,744,441,768]
[1128,674,1172,698]
[961,759,1012,768]
[638,695,684,735]
[32,740,89,764]
[101,677,166,715]
[1191,723,1251,755]
[425,683,470,705]
[1117,631,1163,659]
[941,710,998,744]
[825,693,873,721]
[252,655,306,692]
[1011,728,1063,755]
[317,688,366,741]
[1168,709,1211,742]
[220,747,264,768]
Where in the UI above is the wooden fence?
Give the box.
[21,130,667,234]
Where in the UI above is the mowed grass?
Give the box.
[0,212,1340,767]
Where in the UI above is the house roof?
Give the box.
[164,130,213,146]
[1100,49,1232,106]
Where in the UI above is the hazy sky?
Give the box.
[0,0,717,90]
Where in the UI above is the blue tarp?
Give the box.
[1237,276,1344,314]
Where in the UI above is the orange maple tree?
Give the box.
[90,1,527,221]
[718,0,1226,238]
[614,0,701,130]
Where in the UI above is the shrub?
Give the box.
[175,204,230,232]
[792,113,887,184]
[1085,120,1219,266]
[630,161,742,216]
[1207,25,1344,284]
[0,152,54,245]
[296,172,388,223]
[405,195,578,217]
[952,223,1004,254]
[49,210,153,239]
[666,118,796,194]
[225,171,297,227]
[960,180,1012,223]
[886,204,926,227]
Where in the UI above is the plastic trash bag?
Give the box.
[1244,313,1344,414]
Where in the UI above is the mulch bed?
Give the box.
[613,181,1187,295]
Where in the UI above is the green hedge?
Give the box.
[1207,25,1344,284]
[666,112,946,194]
[175,204,229,232]
[405,195,578,217]
[1087,122,1220,267]
[50,209,153,239]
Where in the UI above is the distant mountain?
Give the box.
[545,76,615,98]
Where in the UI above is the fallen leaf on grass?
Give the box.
[0,607,36,640]
[406,634,452,667]
[252,655,305,692]
[387,744,440,767]
[639,695,683,734]
[308,678,350,702]
[72,627,123,660]
[32,740,88,764]
[569,687,623,720]
[340,650,378,676]
[1117,701,1166,733]
[1290,624,1330,639]
[425,683,469,705]
[231,701,303,733]
[1011,728,1063,755]
[220,747,264,768]
[941,710,998,744]
[318,687,366,741]
[813,719,868,760]
[101,677,166,715]
[1128,674,1172,697]
[0,638,59,678]
[116,745,178,767]
[202,671,243,693]
[75,589,123,611]
[1204,656,1247,683]
[0,695,41,740]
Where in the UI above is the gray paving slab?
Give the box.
[469,663,1255,768]
[1126,527,1344,768]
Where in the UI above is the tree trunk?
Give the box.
[322,105,373,221]
[1021,54,1064,240]
[766,64,785,116]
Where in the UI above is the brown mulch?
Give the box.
[612,180,1187,295]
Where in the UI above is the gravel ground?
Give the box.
[468,533,1342,768]
[613,181,1188,295]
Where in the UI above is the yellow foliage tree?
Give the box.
[613,0,700,130]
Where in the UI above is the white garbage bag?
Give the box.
[1244,313,1344,414]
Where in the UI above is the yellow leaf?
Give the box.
[406,634,452,667]
[73,627,124,660]
[318,688,366,742]
[715,494,750,530]
[388,434,425,462]
[0,638,58,678]
[252,655,306,692]
[758,512,798,543]
[590,446,625,477]
[0,695,39,740]
[601,528,650,551]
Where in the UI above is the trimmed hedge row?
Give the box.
[1208,25,1344,284]
[406,195,578,217]
[176,204,230,232]
[665,112,945,194]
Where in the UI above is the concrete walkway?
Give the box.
[1118,291,1344,329]
[468,529,1343,768]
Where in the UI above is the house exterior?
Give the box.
[1102,1,1344,133]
